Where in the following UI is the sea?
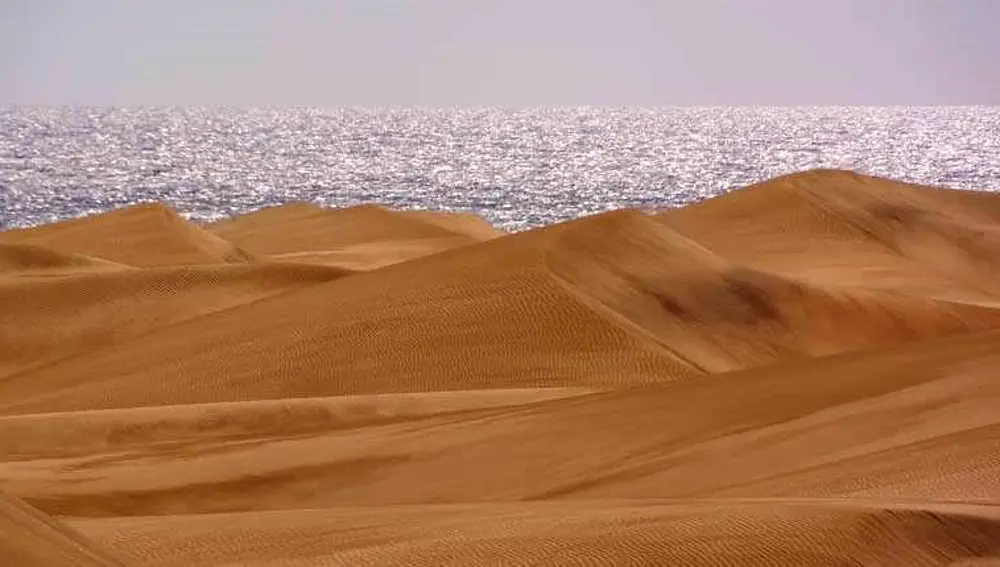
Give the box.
[2,106,999,232]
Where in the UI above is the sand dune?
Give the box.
[208,202,494,252]
[6,206,1000,414]
[3,168,1000,564]
[0,211,704,414]
[207,203,497,269]
[0,262,349,377]
[265,236,484,271]
[658,169,1000,302]
[5,327,1000,518]
[0,243,130,277]
[397,208,507,240]
[0,203,252,267]
[549,208,1000,372]
[0,490,124,566]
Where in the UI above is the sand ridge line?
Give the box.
[3,168,1000,565]
[658,169,1000,303]
[7,193,1000,414]
[0,211,703,414]
[0,202,253,267]
[207,202,500,269]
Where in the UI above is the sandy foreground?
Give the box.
[2,168,1000,565]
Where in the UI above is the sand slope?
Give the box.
[6,207,1000,413]
[70,502,1000,567]
[5,328,1000,518]
[3,168,1000,565]
[208,203,497,269]
[0,262,349,377]
[549,208,1000,372]
[0,388,594,462]
[208,203,492,252]
[0,243,130,277]
[0,211,699,414]
[0,490,124,566]
[397,209,507,240]
[0,203,252,267]
[658,169,1000,302]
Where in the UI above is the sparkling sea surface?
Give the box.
[2,106,1000,232]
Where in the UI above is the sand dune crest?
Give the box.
[658,169,1000,302]
[397,208,507,240]
[0,211,698,414]
[3,168,1000,565]
[0,203,252,267]
[6,203,1000,414]
[207,202,498,269]
[550,208,1000,372]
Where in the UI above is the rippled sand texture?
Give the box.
[3,169,1000,565]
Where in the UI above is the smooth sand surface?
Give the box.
[2,169,1000,565]
[0,490,124,566]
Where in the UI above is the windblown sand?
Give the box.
[3,169,1000,565]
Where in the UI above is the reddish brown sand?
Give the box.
[2,169,1000,565]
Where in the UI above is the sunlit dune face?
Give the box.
[4,169,1000,566]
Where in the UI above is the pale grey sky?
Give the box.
[1,0,998,106]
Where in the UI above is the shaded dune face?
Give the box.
[658,169,1000,302]
[546,208,1000,372]
[3,168,1000,566]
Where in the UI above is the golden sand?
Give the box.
[2,169,1000,565]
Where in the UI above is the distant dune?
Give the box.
[2,169,1000,565]
[207,203,498,270]
[0,203,253,267]
[396,208,507,240]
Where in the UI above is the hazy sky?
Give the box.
[2,0,998,106]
